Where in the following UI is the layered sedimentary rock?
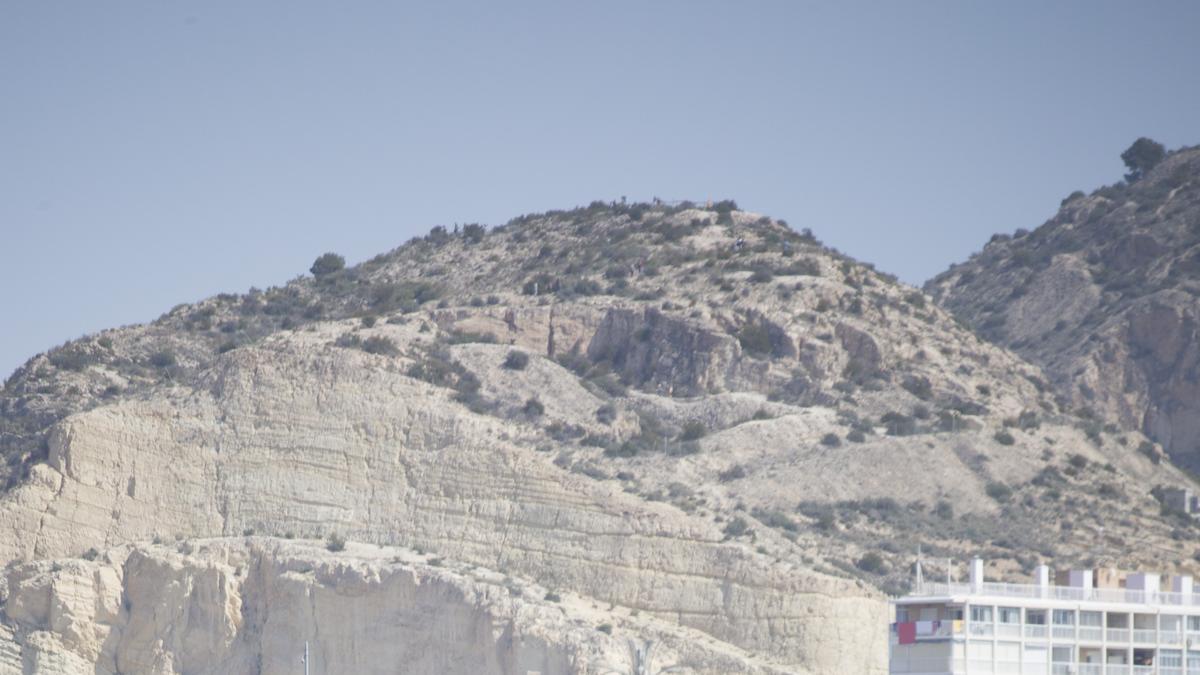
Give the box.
[1,539,799,674]
[0,339,887,673]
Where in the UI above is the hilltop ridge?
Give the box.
[3,197,1199,673]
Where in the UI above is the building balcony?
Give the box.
[890,620,964,643]
[912,580,1200,607]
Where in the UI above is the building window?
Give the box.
[1053,609,1075,625]
[1188,616,1200,632]
[897,607,910,622]
[998,607,1020,624]
[971,606,993,623]
[1080,611,1103,627]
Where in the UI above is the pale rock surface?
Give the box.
[0,341,888,673]
[0,539,801,674]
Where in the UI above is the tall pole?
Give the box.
[303,641,309,675]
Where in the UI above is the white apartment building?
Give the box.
[890,558,1200,674]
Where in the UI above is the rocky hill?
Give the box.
[3,199,1199,673]
[927,142,1200,471]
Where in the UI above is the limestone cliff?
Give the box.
[1,538,798,674]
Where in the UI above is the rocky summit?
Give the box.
[2,195,1200,674]
[927,143,1200,471]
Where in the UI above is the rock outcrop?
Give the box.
[0,338,888,673]
[1,539,798,674]
[927,144,1200,469]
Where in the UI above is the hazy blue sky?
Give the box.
[3,2,1198,379]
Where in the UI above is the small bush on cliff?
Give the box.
[856,552,886,574]
[678,421,706,442]
[737,323,773,357]
[326,532,346,552]
[502,351,530,370]
[149,350,177,369]
[719,464,747,482]
[723,516,752,539]
[310,253,346,277]
[1121,137,1166,182]
[986,481,1013,502]
[523,397,545,417]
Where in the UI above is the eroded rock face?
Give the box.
[0,343,888,674]
[1,539,797,675]
[927,146,1200,468]
[587,307,741,396]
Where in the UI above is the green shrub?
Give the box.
[544,590,561,602]
[595,404,617,425]
[678,421,706,442]
[523,397,545,417]
[310,253,346,277]
[361,336,399,356]
[462,223,486,243]
[737,323,773,357]
[901,375,933,401]
[856,551,886,574]
[986,481,1013,502]
[597,623,613,635]
[749,267,774,284]
[49,347,99,371]
[820,433,842,448]
[881,412,915,436]
[719,464,747,482]
[752,507,798,532]
[149,350,177,368]
[846,429,866,443]
[1121,137,1166,182]
[723,516,752,538]
[994,430,1016,446]
[502,351,530,370]
[326,532,346,552]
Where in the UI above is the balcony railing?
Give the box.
[1160,629,1183,643]
[968,623,993,637]
[1076,665,1103,675]
[1079,626,1104,641]
[1106,665,1130,675]
[913,580,1200,606]
[1025,623,1048,639]
[1132,666,1155,675]
[1052,625,1075,639]
[1132,628,1157,643]
[996,623,1021,638]
[1106,627,1130,642]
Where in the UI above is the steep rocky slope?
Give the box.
[3,200,1200,673]
[927,144,1200,470]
